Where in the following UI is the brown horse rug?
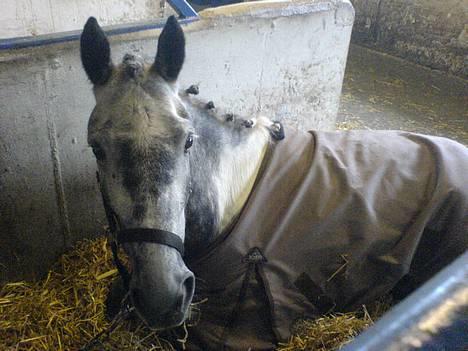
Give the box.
[186,127,468,350]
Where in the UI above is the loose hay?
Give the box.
[277,305,386,351]
[277,314,369,351]
[0,237,174,351]
[0,237,390,350]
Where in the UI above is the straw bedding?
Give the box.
[0,237,390,351]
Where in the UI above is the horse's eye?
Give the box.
[184,134,194,152]
[92,144,106,161]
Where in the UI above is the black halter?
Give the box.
[117,228,184,255]
[96,172,184,291]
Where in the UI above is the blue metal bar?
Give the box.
[341,252,468,351]
[189,0,239,6]
[0,0,198,51]
[167,0,198,18]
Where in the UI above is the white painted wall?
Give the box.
[1,0,166,38]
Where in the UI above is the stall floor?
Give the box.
[337,45,468,145]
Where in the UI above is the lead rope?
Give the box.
[79,295,134,351]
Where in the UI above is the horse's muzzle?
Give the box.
[129,268,195,329]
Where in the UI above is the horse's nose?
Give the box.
[130,271,195,328]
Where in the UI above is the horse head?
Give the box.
[81,16,195,329]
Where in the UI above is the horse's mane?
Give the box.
[181,87,274,249]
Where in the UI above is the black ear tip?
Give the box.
[167,15,178,25]
[165,15,182,31]
[81,17,106,44]
[84,17,99,30]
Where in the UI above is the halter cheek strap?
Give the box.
[96,172,185,292]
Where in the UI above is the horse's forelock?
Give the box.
[122,53,145,80]
[91,71,189,139]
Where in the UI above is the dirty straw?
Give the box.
[0,237,389,350]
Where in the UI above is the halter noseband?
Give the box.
[117,228,184,255]
[96,172,185,291]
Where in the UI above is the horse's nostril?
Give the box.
[183,273,195,297]
[179,273,195,312]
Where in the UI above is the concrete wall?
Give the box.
[1,0,170,38]
[351,0,467,78]
[0,0,354,282]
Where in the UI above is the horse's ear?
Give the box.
[152,16,185,82]
[80,17,113,85]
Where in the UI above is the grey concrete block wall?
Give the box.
[0,0,354,283]
[351,0,467,78]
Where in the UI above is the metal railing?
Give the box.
[342,252,468,351]
[0,0,198,50]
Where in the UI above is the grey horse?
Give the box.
[81,15,279,329]
[81,16,468,350]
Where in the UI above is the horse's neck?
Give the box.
[185,104,270,253]
[215,119,271,232]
